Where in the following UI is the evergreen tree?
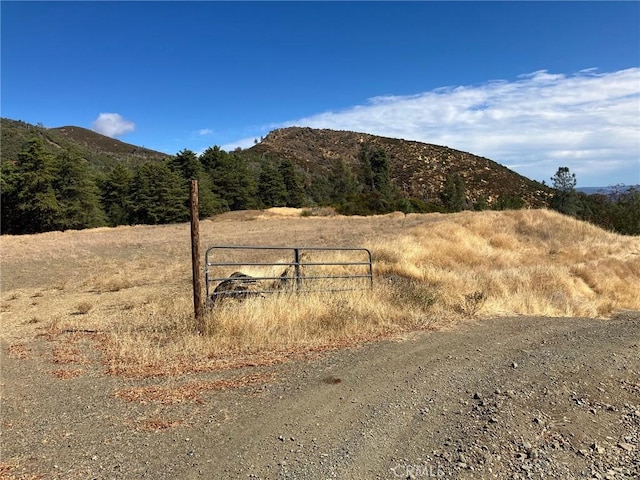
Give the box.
[200,147,257,211]
[306,174,333,206]
[579,193,615,231]
[169,149,222,218]
[611,187,640,235]
[473,197,490,211]
[359,144,375,192]
[441,174,466,212]
[355,144,397,214]
[359,144,392,192]
[130,161,189,225]
[328,158,358,204]
[169,149,201,182]
[369,148,393,198]
[225,153,257,210]
[13,139,62,233]
[257,162,287,207]
[1,160,20,234]
[100,163,134,226]
[494,194,526,211]
[550,167,581,216]
[199,145,226,173]
[54,152,106,230]
[279,159,305,207]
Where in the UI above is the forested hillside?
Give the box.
[1,119,638,235]
[1,118,168,172]
[248,127,553,208]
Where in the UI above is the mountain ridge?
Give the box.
[1,118,168,171]
[247,126,552,207]
[2,118,552,208]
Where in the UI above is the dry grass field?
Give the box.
[2,208,639,378]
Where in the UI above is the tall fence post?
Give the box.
[190,180,204,326]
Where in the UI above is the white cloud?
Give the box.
[91,113,135,138]
[256,68,639,186]
[196,128,213,136]
[221,136,262,152]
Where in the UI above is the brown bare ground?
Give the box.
[1,209,639,479]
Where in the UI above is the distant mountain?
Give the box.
[1,118,169,171]
[246,127,552,207]
[577,185,639,196]
[2,119,552,208]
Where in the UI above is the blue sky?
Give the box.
[2,1,639,187]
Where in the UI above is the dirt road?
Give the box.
[2,313,639,479]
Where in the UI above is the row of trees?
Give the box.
[549,167,639,235]
[423,166,638,235]
[1,139,310,235]
[2,139,106,234]
[2,139,638,235]
[1,139,413,234]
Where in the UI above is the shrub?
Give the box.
[75,302,93,315]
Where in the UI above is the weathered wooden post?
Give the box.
[190,180,204,327]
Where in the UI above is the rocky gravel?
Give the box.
[2,313,639,479]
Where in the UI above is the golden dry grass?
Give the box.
[2,208,639,378]
[372,209,640,318]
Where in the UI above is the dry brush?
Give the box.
[2,209,638,377]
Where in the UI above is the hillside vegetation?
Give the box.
[248,127,552,207]
[0,118,168,170]
[3,118,637,236]
[2,209,638,377]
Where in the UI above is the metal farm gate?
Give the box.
[205,245,373,305]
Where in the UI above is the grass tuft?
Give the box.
[74,302,93,315]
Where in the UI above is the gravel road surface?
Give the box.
[2,313,639,479]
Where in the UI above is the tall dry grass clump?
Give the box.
[371,209,640,319]
[101,273,439,376]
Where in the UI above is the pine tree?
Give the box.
[355,144,397,214]
[13,139,62,233]
[199,145,226,173]
[306,174,333,206]
[200,147,257,211]
[612,187,640,235]
[1,160,20,234]
[328,158,358,205]
[169,149,222,217]
[279,159,305,207]
[550,167,581,216]
[441,174,466,212]
[369,148,393,198]
[494,194,526,211]
[359,143,375,192]
[130,161,189,225]
[54,152,106,230]
[257,162,287,207]
[101,163,134,226]
[169,149,201,181]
